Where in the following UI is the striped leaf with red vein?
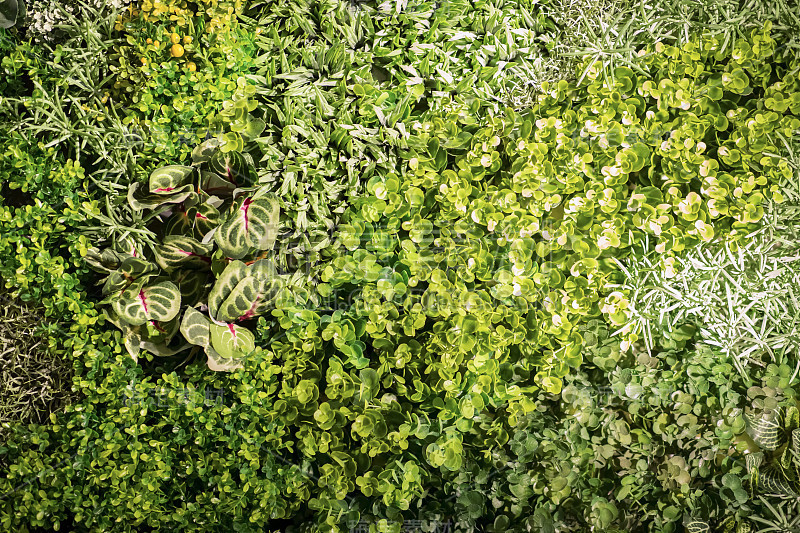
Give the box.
[207,259,280,323]
[111,281,182,326]
[209,322,255,359]
[148,165,195,194]
[214,192,279,259]
[154,235,214,272]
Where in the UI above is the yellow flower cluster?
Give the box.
[114,0,243,33]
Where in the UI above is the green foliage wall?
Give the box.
[2,4,800,533]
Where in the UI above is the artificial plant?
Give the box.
[86,118,287,371]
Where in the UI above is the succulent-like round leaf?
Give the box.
[241,117,266,141]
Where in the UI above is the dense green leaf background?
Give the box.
[1,1,800,532]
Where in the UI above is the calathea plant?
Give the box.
[86,138,285,371]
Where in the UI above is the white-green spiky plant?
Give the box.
[612,139,800,382]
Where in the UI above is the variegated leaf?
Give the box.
[84,248,127,274]
[685,520,710,533]
[200,170,236,197]
[782,443,793,472]
[208,260,249,320]
[227,260,280,320]
[118,316,191,357]
[113,235,143,258]
[791,429,800,479]
[171,269,210,306]
[214,194,280,259]
[180,306,212,348]
[746,452,763,474]
[760,465,796,496]
[786,405,799,431]
[112,281,182,326]
[122,331,141,362]
[99,256,158,295]
[165,201,222,239]
[138,338,192,357]
[128,182,195,211]
[208,259,281,322]
[143,315,181,345]
[205,345,244,372]
[245,258,283,316]
[746,410,782,451]
[149,165,194,194]
[101,267,160,303]
[209,322,255,359]
[106,310,185,357]
[747,451,763,490]
[164,208,193,236]
[215,277,260,323]
[154,235,213,272]
[209,150,253,188]
[193,200,222,237]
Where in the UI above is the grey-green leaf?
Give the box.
[0,0,23,29]
[180,306,212,348]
